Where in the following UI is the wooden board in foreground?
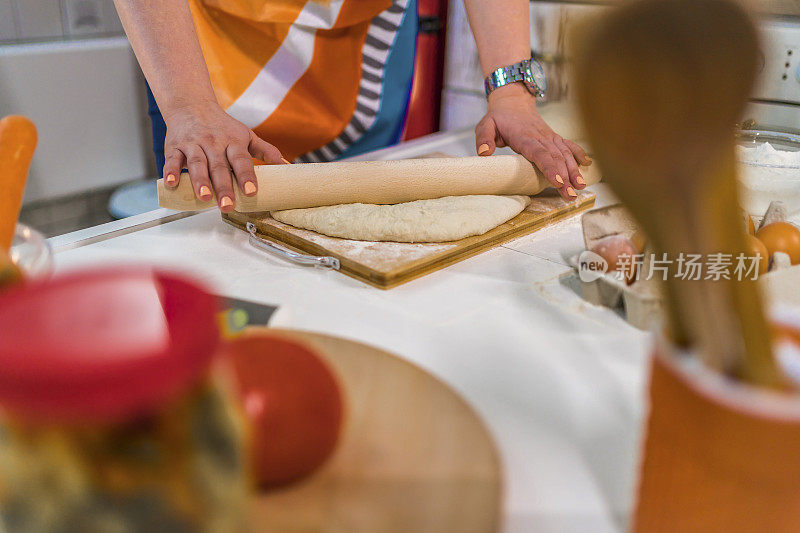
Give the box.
[250,329,503,533]
[224,190,595,289]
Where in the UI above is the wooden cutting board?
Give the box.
[250,329,503,533]
[223,189,595,289]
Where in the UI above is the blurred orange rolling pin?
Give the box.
[0,116,37,252]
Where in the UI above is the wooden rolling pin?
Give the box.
[157,155,600,213]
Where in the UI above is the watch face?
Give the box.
[526,60,547,95]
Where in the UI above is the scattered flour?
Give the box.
[267,217,456,272]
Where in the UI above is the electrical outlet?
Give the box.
[753,20,800,105]
[782,47,798,83]
[61,0,104,36]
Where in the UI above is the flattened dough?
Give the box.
[271,195,531,243]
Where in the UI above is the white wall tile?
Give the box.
[15,0,63,40]
[61,0,103,36]
[0,0,18,42]
[530,2,605,101]
[101,0,123,34]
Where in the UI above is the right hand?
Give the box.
[162,101,287,213]
[475,83,591,201]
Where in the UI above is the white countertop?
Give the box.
[50,128,652,533]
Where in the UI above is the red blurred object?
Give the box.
[225,334,343,489]
[403,0,448,141]
[0,268,219,423]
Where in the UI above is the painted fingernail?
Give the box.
[244,181,256,195]
[478,143,490,155]
[281,157,292,164]
[555,174,564,185]
[220,196,233,208]
[567,187,577,198]
[165,173,177,186]
[576,175,585,186]
[199,186,212,200]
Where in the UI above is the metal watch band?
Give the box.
[484,58,544,98]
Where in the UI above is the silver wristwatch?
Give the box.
[484,58,547,98]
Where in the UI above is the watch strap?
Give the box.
[484,58,543,97]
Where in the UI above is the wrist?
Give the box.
[487,82,535,105]
[162,96,221,122]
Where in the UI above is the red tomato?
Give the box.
[225,334,344,489]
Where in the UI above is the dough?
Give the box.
[271,195,531,243]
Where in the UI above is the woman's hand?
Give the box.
[112,1,284,212]
[475,83,592,201]
[161,101,286,213]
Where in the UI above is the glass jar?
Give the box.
[736,129,800,216]
[0,268,248,532]
[9,223,53,279]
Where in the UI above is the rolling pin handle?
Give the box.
[246,222,340,270]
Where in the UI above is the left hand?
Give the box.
[475,83,592,201]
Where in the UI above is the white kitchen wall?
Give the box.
[0,38,153,203]
[441,0,601,132]
[0,0,17,42]
[17,0,64,40]
[0,1,152,204]
[62,0,123,36]
[0,0,123,43]
[440,0,493,131]
[442,1,800,134]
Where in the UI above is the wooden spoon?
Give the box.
[572,0,782,387]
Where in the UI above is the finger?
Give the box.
[519,140,558,184]
[518,139,570,198]
[564,139,592,166]
[183,146,214,202]
[554,137,585,189]
[204,146,236,213]
[248,131,286,165]
[226,144,257,196]
[475,118,497,156]
[542,139,571,193]
[163,149,185,188]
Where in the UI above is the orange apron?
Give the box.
[188,0,413,162]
